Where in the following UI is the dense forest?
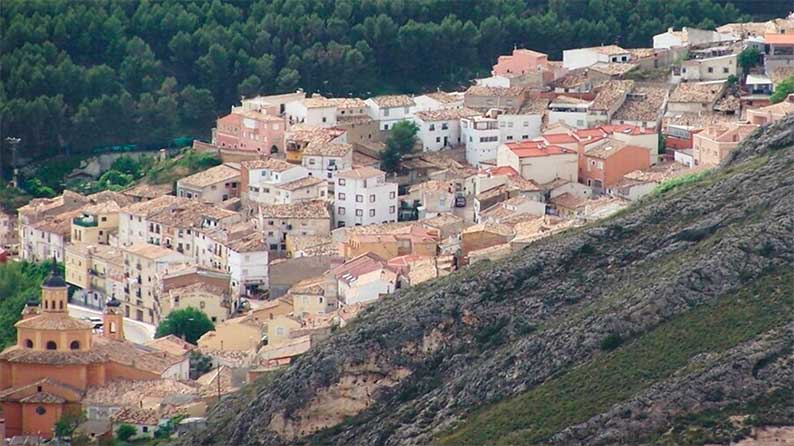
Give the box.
[0,0,787,161]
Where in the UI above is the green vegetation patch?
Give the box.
[436,270,793,446]
[0,261,61,348]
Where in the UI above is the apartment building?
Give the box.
[693,123,759,166]
[334,167,398,228]
[118,195,184,247]
[301,142,354,183]
[176,163,241,204]
[70,201,123,245]
[563,45,631,70]
[121,243,190,323]
[461,115,500,167]
[413,108,480,152]
[241,158,325,207]
[365,95,416,132]
[285,95,337,127]
[214,108,286,154]
[257,200,331,254]
[65,243,126,309]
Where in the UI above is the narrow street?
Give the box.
[68,304,156,344]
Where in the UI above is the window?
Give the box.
[24,339,33,349]
[506,136,513,140]
[383,108,390,117]
[389,191,396,199]
[355,209,363,216]
[369,194,376,202]
[355,195,363,202]
[338,192,346,200]
[523,121,529,127]
[46,341,57,350]
[436,137,441,143]
[507,122,514,128]
[522,135,529,139]
[35,406,47,415]
[441,122,448,130]
[338,178,346,186]
[309,158,316,165]
[322,117,327,123]
[200,301,206,309]
[723,67,729,73]
[369,209,376,217]
[429,124,436,131]
[70,340,80,350]
[384,124,389,130]
[338,207,346,215]
[143,426,149,433]
[389,206,396,213]
[707,67,714,73]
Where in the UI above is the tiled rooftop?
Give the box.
[122,183,173,200]
[276,176,325,191]
[415,107,480,122]
[241,158,296,172]
[589,62,638,76]
[669,81,725,104]
[336,166,385,179]
[465,86,526,97]
[125,242,185,260]
[258,200,330,219]
[304,95,337,108]
[328,97,368,109]
[84,378,198,406]
[369,94,415,108]
[178,163,240,188]
[586,45,628,55]
[120,195,184,217]
[287,125,346,145]
[613,86,668,122]
[591,80,635,111]
[463,222,515,237]
[302,142,353,157]
[424,91,461,104]
[551,69,590,89]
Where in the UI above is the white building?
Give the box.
[547,96,593,129]
[496,140,578,184]
[494,108,544,143]
[653,27,737,49]
[301,142,354,184]
[242,158,322,206]
[334,167,398,228]
[413,108,480,152]
[226,234,269,297]
[461,115,500,167]
[365,95,416,131]
[673,54,738,82]
[562,45,631,70]
[329,252,399,306]
[285,95,337,127]
[118,196,183,247]
[411,92,464,113]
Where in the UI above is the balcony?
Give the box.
[72,216,98,227]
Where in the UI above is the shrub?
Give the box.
[600,333,624,351]
[116,423,137,442]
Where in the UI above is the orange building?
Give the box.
[580,142,652,193]
[0,265,185,439]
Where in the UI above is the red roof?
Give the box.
[508,142,574,158]
[543,133,578,144]
[765,33,794,45]
[483,166,520,177]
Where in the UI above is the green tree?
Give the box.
[116,423,137,442]
[381,120,418,173]
[110,155,143,177]
[770,76,794,104]
[155,307,214,344]
[738,47,760,72]
[54,409,86,439]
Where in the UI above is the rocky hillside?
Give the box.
[186,117,794,446]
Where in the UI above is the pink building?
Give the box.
[746,94,794,126]
[214,109,286,154]
[491,49,563,86]
[693,123,758,166]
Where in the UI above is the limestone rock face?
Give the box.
[188,117,794,446]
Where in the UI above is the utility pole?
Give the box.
[4,137,21,187]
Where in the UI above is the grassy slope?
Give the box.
[436,269,793,446]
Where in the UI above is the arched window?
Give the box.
[24,339,33,349]
[59,301,64,310]
[70,340,80,350]
[46,341,57,350]
[44,300,48,310]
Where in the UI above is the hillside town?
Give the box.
[1,13,793,444]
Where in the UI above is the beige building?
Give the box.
[70,201,123,245]
[121,243,190,323]
[176,163,241,204]
[257,200,331,254]
[65,243,125,309]
[693,123,758,166]
[290,277,333,317]
[0,209,17,250]
[667,81,726,114]
[746,94,794,125]
[197,296,293,351]
[164,282,232,324]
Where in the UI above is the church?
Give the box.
[0,264,188,438]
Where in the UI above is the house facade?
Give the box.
[334,167,398,228]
